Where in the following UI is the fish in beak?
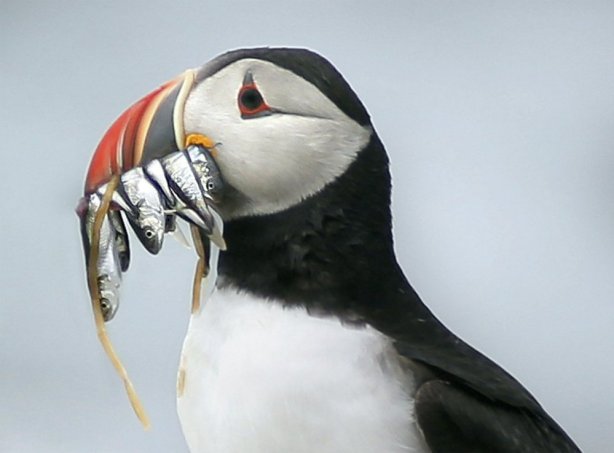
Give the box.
[84,70,197,194]
[81,67,225,248]
[78,69,226,322]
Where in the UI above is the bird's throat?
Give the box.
[217,135,399,317]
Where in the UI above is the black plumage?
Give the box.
[208,48,580,452]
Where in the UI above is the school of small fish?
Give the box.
[76,144,225,322]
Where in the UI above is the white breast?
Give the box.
[177,287,428,453]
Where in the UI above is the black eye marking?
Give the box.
[238,72,271,118]
[240,88,265,112]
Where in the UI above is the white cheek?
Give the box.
[220,115,370,201]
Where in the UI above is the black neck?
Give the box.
[217,134,410,319]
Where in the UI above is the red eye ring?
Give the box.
[238,83,271,117]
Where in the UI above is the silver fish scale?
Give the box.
[119,167,166,254]
[84,194,122,322]
[185,146,219,200]
[121,168,165,220]
[107,210,130,272]
[162,152,211,217]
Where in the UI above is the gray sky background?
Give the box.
[2,1,613,451]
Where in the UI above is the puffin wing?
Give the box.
[371,278,581,452]
[413,378,580,452]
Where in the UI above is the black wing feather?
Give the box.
[414,380,580,453]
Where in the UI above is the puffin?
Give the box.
[90,48,581,452]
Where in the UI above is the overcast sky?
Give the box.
[2,1,613,451]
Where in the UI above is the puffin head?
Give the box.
[86,48,396,306]
[182,48,374,220]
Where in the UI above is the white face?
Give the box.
[183,58,372,219]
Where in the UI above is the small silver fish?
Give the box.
[161,150,215,233]
[108,210,130,272]
[185,145,224,202]
[118,167,166,254]
[79,193,122,322]
[144,159,175,206]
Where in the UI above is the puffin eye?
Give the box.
[238,84,271,118]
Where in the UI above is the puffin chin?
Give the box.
[205,182,255,222]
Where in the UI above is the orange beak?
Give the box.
[84,69,196,194]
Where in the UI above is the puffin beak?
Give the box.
[84,69,197,194]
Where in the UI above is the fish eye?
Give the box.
[145,230,154,239]
[100,299,111,312]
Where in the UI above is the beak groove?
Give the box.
[84,70,197,194]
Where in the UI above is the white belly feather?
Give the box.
[177,287,428,453]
